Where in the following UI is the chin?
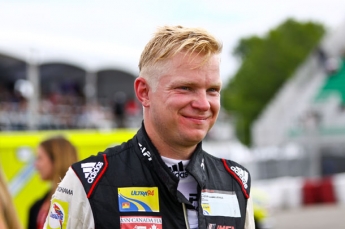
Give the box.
[186,133,206,143]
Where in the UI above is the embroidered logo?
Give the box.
[120,216,162,229]
[230,166,248,189]
[207,224,235,229]
[118,187,160,212]
[47,199,69,229]
[201,158,205,170]
[81,161,104,184]
[168,161,188,178]
[57,186,73,195]
[138,142,152,161]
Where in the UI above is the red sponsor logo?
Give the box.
[208,224,235,229]
[120,216,162,229]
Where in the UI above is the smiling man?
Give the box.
[44,25,255,229]
[137,50,222,159]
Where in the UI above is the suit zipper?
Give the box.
[182,203,190,229]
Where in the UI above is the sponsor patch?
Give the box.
[201,189,241,217]
[118,187,159,212]
[47,199,69,229]
[81,161,104,184]
[120,216,162,229]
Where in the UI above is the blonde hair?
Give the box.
[139,25,222,89]
[0,167,22,229]
[39,136,78,196]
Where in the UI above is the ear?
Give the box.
[134,77,150,107]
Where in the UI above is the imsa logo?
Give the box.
[208,224,235,229]
[81,162,104,184]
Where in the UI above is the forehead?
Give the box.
[163,53,221,83]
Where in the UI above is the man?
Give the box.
[44,25,255,229]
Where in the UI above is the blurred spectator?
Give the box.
[0,88,136,131]
[325,57,340,75]
[82,101,112,129]
[112,91,126,128]
[316,46,327,70]
[28,136,78,229]
[125,97,140,117]
[0,166,23,229]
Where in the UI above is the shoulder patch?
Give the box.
[221,159,250,199]
[72,154,108,198]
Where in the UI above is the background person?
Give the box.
[0,166,23,229]
[44,25,254,229]
[28,136,78,229]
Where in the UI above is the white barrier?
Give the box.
[333,173,345,205]
[252,173,345,209]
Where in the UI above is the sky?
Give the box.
[1,0,345,83]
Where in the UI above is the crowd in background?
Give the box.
[0,86,142,131]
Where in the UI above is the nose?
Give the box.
[191,91,210,111]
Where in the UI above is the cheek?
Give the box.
[45,160,53,173]
[166,94,190,107]
[41,163,53,180]
[36,157,53,176]
[35,159,43,170]
[210,98,221,112]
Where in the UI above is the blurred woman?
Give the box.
[0,166,23,229]
[28,136,78,229]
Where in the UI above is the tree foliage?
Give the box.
[221,18,325,146]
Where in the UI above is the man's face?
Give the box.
[146,52,221,148]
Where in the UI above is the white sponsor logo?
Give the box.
[81,162,104,183]
[138,143,152,161]
[230,166,248,189]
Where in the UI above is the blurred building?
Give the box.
[0,40,142,130]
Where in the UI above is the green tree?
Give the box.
[222,18,325,146]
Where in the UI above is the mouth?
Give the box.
[183,115,209,121]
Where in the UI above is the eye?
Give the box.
[207,88,220,93]
[178,86,191,91]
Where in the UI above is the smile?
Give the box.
[183,115,208,120]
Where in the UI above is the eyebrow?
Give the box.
[171,80,222,88]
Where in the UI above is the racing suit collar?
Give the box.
[134,123,179,197]
[134,122,206,200]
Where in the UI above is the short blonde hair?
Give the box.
[139,25,222,88]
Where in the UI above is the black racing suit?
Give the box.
[44,125,254,229]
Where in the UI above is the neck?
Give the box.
[144,126,196,160]
[153,139,196,160]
